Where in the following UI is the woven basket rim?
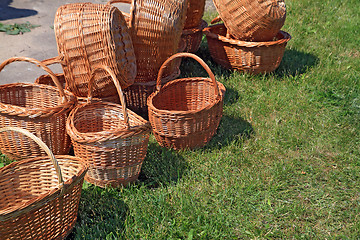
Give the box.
[0,83,77,118]
[148,77,225,115]
[67,101,151,143]
[203,24,291,47]
[0,155,87,222]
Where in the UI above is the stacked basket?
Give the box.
[203,0,291,74]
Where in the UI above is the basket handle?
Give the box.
[156,53,220,98]
[0,57,68,103]
[210,16,232,38]
[87,65,130,129]
[0,127,65,191]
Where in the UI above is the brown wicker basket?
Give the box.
[0,127,87,240]
[204,24,291,74]
[35,73,121,104]
[49,2,136,98]
[67,65,151,188]
[184,0,205,29]
[148,53,226,150]
[181,19,208,53]
[108,0,187,83]
[212,0,286,41]
[0,57,77,160]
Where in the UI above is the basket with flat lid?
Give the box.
[51,2,136,98]
[0,57,76,160]
[66,65,151,188]
[0,127,87,240]
[148,53,226,150]
[212,0,286,41]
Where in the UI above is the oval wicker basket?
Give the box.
[184,0,205,29]
[0,127,87,240]
[0,57,77,160]
[52,2,136,98]
[212,0,286,41]
[108,0,187,83]
[203,24,291,74]
[67,65,151,188]
[181,19,208,53]
[148,53,226,150]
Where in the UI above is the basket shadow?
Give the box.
[138,140,189,188]
[274,48,319,77]
[204,114,254,150]
[66,184,128,239]
[0,0,38,21]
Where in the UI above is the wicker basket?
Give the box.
[0,127,87,240]
[108,0,187,83]
[184,0,205,29]
[67,65,151,188]
[49,2,136,98]
[212,0,286,41]
[181,19,208,53]
[204,24,291,74]
[35,73,121,104]
[0,57,76,160]
[148,53,226,150]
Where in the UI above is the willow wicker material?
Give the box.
[108,0,187,83]
[67,65,151,188]
[53,2,136,98]
[148,53,226,150]
[181,19,208,53]
[204,24,291,74]
[0,127,87,240]
[35,73,121,104]
[212,0,286,41]
[184,0,205,29]
[0,57,76,160]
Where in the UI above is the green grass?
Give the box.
[1,0,360,239]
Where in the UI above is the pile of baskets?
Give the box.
[203,0,291,74]
[0,0,294,238]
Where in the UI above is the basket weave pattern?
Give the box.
[184,0,205,29]
[204,24,291,74]
[181,20,208,53]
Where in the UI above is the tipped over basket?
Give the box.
[0,57,76,160]
[0,127,87,240]
[203,23,291,74]
[148,53,226,150]
[66,65,151,188]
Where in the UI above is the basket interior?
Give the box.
[0,157,83,213]
[152,78,218,112]
[0,85,63,109]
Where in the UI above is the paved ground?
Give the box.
[0,0,215,84]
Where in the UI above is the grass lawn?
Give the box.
[1,0,359,239]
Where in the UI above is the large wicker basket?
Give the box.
[212,0,286,41]
[181,19,208,53]
[0,57,76,160]
[49,2,137,98]
[204,24,291,74]
[0,127,87,240]
[108,0,187,83]
[183,0,205,29]
[67,65,151,188]
[148,53,226,150]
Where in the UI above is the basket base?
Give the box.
[85,172,140,188]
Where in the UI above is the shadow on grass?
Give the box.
[274,49,319,77]
[138,141,188,188]
[66,185,128,239]
[0,0,38,21]
[205,115,254,150]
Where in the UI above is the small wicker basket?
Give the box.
[203,23,291,74]
[212,0,286,41]
[0,57,76,160]
[148,53,226,150]
[181,19,208,53]
[50,2,137,98]
[67,65,151,188]
[0,127,87,240]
